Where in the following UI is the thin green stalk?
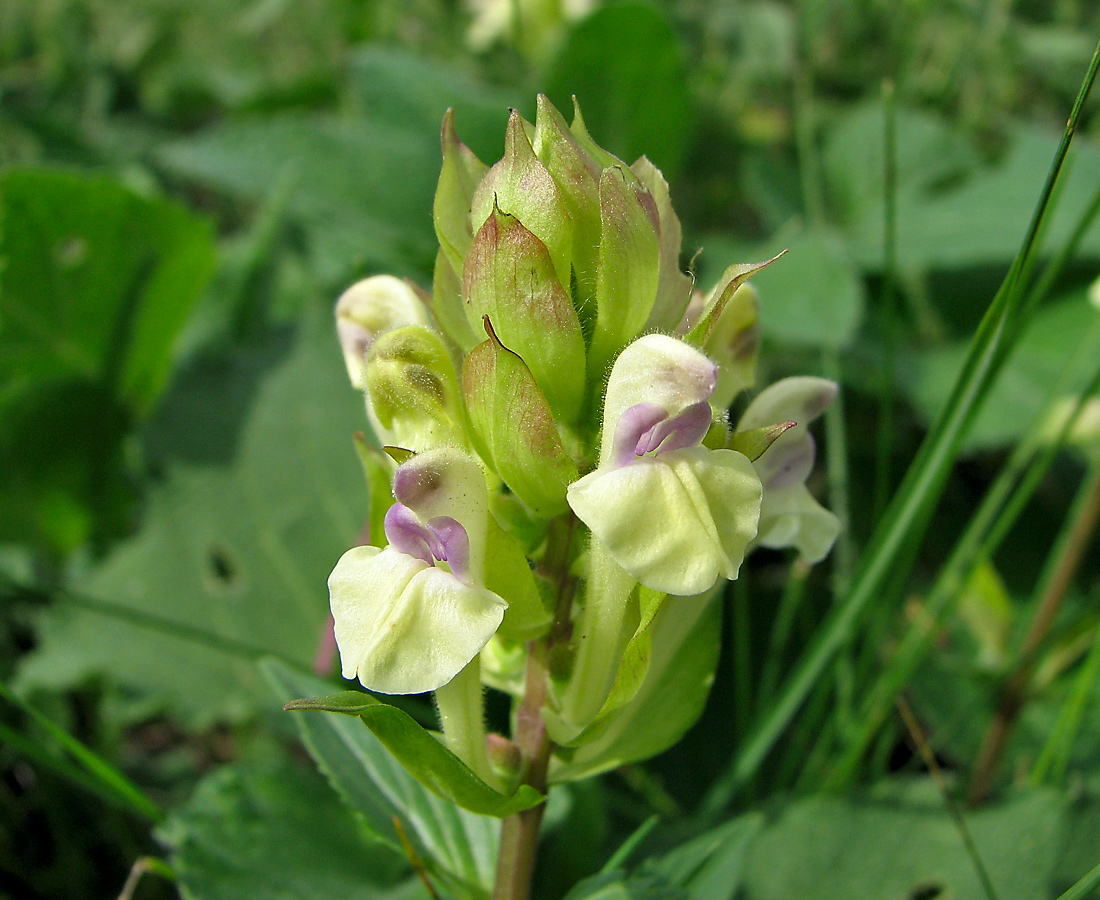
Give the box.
[1030,588,1100,786]
[701,38,1100,815]
[874,78,899,521]
[599,815,660,874]
[826,324,1100,788]
[757,556,811,707]
[435,658,498,789]
[0,678,161,822]
[823,349,854,597]
[732,576,753,738]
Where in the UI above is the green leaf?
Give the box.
[698,227,865,349]
[643,815,761,900]
[348,46,518,164]
[545,3,692,175]
[845,125,1100,271]
[563,871,686,900]
[742,781,1068,900]
[907,292,1100,451]
[463,323,578,517]
[263,660,500,897]
[158,114,440,282]
[283,690,544,819]
[551,592,721,781]
[15,306,367,726]
[158,745,418,900]
[0,168,215,409]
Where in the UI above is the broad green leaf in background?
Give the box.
[348,46,518,163]
[741,780,1075,900]
[544,2,692,175]
[158,744,423,900]
[0,169,216,552]
[158,48,520,288]
[821,99,979,229]
[0,168,215,405]
[906,292,1099,451]
[562,871,686,900]
[16,306,367,726]
[264,661,499,899]
[158,115,439,285]
[844,125,1100,272]
[642,814,762,900]
[696,226,865,350]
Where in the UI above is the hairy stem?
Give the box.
[492,514,577,900]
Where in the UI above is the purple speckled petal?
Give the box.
[426,516,471,584]
[636,400,712,456]
[611,403,669,468]
[383,503,435,566]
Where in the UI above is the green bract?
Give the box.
[313,96,838,803]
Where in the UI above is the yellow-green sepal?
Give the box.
[463,206,586,422]
[463,320,579,517]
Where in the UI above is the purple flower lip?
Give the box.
[611,401,713,468]
[383,503,471,583]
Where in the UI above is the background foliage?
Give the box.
[2,1,1100,898]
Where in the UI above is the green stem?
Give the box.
[435,657,498,790]
[874,78,899,520]
[492,514,577,900]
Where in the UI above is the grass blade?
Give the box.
[702,37,1100,814]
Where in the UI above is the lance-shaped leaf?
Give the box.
[590,166,661,377]
[433,109,489,277]
[464,208,586,422]
[432,248,480,351]
[533,94,602,300]
[685,254,785,348]
[463,321,579,516]
[634,156,694,333]
[471,110,573,288]
[284,691,544,818]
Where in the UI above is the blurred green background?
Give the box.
[2,1,1100,898]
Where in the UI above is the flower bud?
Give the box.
[335,275,432,389]
[364,325,465,452]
